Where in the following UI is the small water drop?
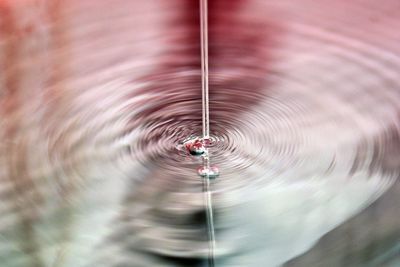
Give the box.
[185,138,206,156]
[198,166,219,179]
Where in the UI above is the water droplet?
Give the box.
[185,138,206,156]
[198,166,219,179]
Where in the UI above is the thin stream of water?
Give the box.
[200,0,210,139]
[200,0,216,266]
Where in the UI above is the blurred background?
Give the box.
[0,0,399,266]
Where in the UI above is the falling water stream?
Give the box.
[180,1,217,265]
[200,0,216,266]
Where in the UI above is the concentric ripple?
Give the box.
[0,0,399,267]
